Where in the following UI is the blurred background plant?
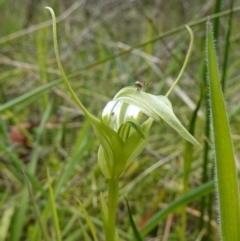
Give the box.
[0,0,240,241]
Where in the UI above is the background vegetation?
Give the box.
[1,0,240,240]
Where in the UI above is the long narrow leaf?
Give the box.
[47,170,62,241]
[0,205,14,241]
[76,198,97,241]
[25,175,51,241]
[206,21,240,241]
[125,197,143,241]
[9,188,29,241]
[0,80,61,113]
[99,192,108,240]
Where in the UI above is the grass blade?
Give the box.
[47,169,62,241]
[25,174,51,241]
[76,198,97,241]
[206,21,240,240]
[221,0,234,91]
[9,188,29,241]
[213,0,222,41]
[99,192,108,240]
[0,204,14,241]
[181,91,202,239]
[0,79,61,113]
[79,220,92,241]
[125,197,143,241]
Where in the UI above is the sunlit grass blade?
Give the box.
[206,21,240,240]
[125,197,143,241]
[25,174,51,241]
[99,192,108,240]
[79,220,92,241]
[9,188,29,241]
[0,204,14,241]
[76,198,97,241]
[47,169,62,241]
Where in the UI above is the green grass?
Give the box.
[1,1,240,241]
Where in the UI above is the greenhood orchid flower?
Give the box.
[45,6,199,181]
[45,7,200,241]
[97,87,200,180]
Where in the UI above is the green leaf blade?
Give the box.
[207,21,240,241]
[76,198,97,241]
[47,170,62,241]
[125,197,143,241]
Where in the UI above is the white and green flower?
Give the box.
[97,87,199,180]
[45,6,199,180]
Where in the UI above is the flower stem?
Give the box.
[107,179,119,241]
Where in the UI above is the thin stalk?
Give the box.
[165,26,193,97]
[180,90,202,240]
[221,0,234,91]
[107,179,119,241]
[213,0,222,41]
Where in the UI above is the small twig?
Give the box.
[162,214,174,241]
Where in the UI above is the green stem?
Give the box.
[107,179,119,241]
